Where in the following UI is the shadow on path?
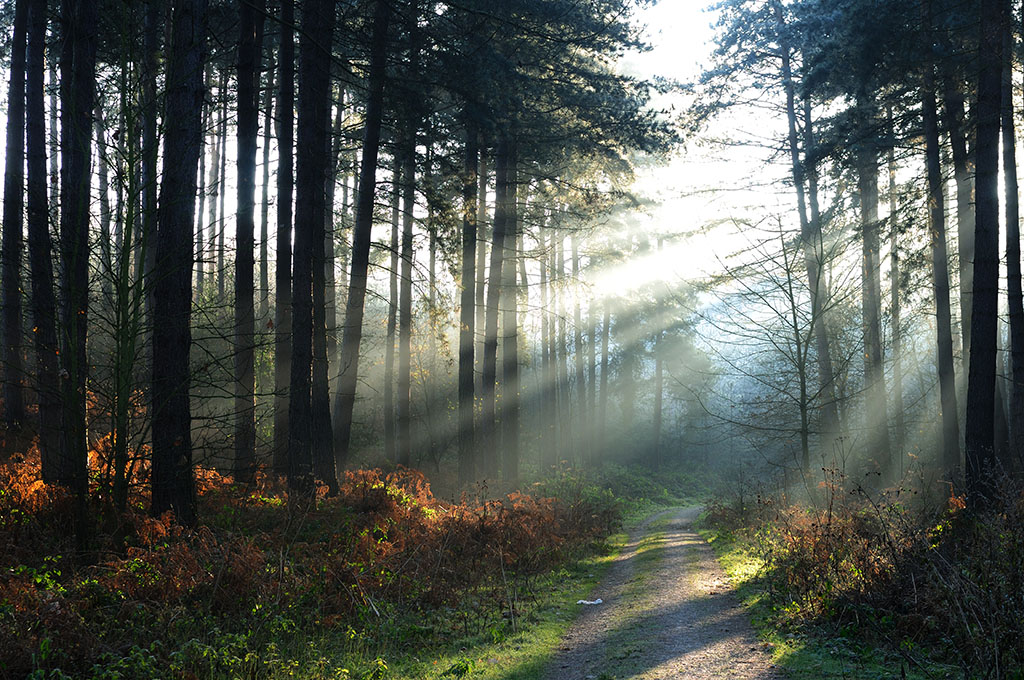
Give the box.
[520,506,782,680]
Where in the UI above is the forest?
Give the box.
[0,0,1022,678]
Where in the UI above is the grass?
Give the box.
[697,524,959,680]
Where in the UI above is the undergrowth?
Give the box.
[0,448,643,680]
[700,466,1024,679]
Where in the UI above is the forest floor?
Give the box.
[541,506,782,680]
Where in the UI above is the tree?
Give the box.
[965,0,1002,508]
[274,0,295,476]
[152,0,207,525]
[289,0,335,493]
[458,120,479,485]
[2,0,28,429]
[25,0,61,480]
[234,0,266,484]
[58,0,99,497]
[333,0,391,467]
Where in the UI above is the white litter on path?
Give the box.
[576,598,603,605]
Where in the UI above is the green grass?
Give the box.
[697,525,958,680]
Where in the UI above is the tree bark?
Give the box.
[1003,0,1024,469]
[966,0,1001,508]
[58,0,98,497]
[476,147,488,392]
[776,5,839,449]
[571,234,587,467]
[26,0,61,481]
[332,0,391,466]
[274,0,295,477]
[217,76,228,298]
[887,113,905,463]
[458,120,479,485]
[383,158,399,462]
[398,135,415,469]
[152,0,206,525]
[501,140,520,484]
[2,0,28,428]
[291,0,335,493]
[234,0,265,485]
[856,97,891,476]
[481,139,510,480]
[260,56,276,322]
[922,6,962,477]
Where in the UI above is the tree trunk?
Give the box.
[539,216,555,472]
[332,0,391,466]
[398,135,415,469]
[152,0,206,526]
[195,85,207,300]
[26,0,61,482]
[458,120,479,485]
[383,158,399,462]
[856,101,891,476]
[2,0,28,428]
[217,79,228,299]
[1003,0,1024,469]
[234,0,265,485]
[599,299,610,459]
[942,70,975,372]
[58,0,98,500]
[922,8,962,477]
[501,140,520,484]
[259,56,276,322]
[291,0,334,493]
[481,139,510,480]
[95,107,113,302]
[776,6,839,448]
[966,0,1001,508]
[476,147,488,392]
[205,71,223,295]
[325,102,343,370]
[887,110,904,465]
[571,235,587,467]
[273,0,294,477]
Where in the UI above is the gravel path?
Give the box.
[542,506,783,680]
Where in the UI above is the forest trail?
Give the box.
[541,506,783,680]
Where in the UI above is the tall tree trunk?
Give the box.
[398,135,415,469]
[966,0,1001,508]
[557,234,571,460]
[539,216,555,472]
[95,107,113,302]
[205,71,223,295]
[58,0,98,499]
[274,0,294,477]
[48,47,59,226]
[856,98,892,476]
[571,235,586,467]
[476,147,488,392]
[234,0,265,485]
[1004,0,1024,469]
[942,71,975,371]
[599,299,610,461]
[26,0,61,481]
[481,139,510,480]
[922,8,962,477]
[458,120,479,485]
[776,5,839,448]
[887,114,905,463]
[152,0,206,526]
[291,0,334,493]
[2,0,28,428]
[217,80,228,299]
[501,140,520,484]
[260,56,276,322]
[195,87,208,300]
[325,102,343,369]
[383,158,399,462]
[587,296,598,464]
[332,0,390,466]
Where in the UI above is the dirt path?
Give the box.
[541,506,783,680]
